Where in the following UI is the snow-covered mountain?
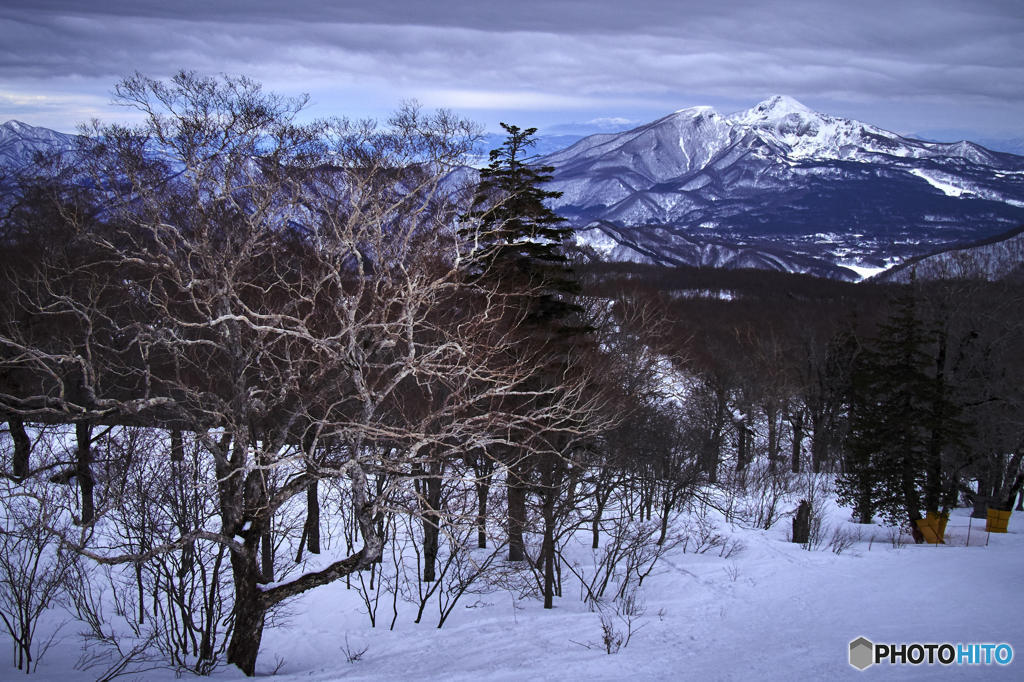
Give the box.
[0,120,77,169]
[543,96,1024,278]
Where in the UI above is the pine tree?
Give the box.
[460,123,582,329]
[837,287,967,537]
[460,124,585,606]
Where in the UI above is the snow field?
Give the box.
[21,477,1023,681]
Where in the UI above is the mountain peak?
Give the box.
[759,94,812,112]
[2,120,35,134]
[0,120,77,169]
[673,104,716,116]
[730,95,817,125]
[1,119,71,141]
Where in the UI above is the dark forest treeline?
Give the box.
[580,258,1024,535]
[580,260,884,302]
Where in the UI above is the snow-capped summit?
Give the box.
[0,119,75,143]
[721,95,998,164]
[1,120,35,135]
[730,95,817,124]
[726,95,863,160]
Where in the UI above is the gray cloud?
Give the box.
[0,1,1021,139]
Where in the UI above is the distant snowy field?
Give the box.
[22,486,1024,681]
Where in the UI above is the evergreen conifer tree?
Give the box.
[460,122,583,330]
[837,287,967,537]
[459,124,587,606]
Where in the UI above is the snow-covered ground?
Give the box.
[21,491,1024,681]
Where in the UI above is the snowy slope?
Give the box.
[23,485,1024,680]
[876,227,1024,283]
[254,506,1023,681]
[574,222,863,280]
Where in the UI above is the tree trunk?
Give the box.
[1003,473,1024,510]
[704,388,727,484]
[224,460,384,675]
[901,447,925,543]
[475,477,489,549]
[217,432,266,676]
[790,413,803,474]
[250,443,274,584]
[9,417,30,480]
[855,481,874,524]
[767,404,779,474]
[924,331,948,512]
[792,500,810,544]
[643,479,654,521]
[421,459,443,582]
[507,468,527,562]
[924,453,943,514]
[467,451,494,550]
[972,471,991,518]
[75,421,95,524]
[226,550,267,677]
[199,546,227,661]
[810,426,827,474]
[542,518,556,609]
[809,408,830,474]
[735,421,749,472]
[305,479,321,555]
[170,428,184,463]
[993,452,1023,510]
[260,530,275,583]
[973,456,1002,518]
[540,457,562,609]
[592,482,607,549]
[657,487,674,545]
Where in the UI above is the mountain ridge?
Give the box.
[872,224,1024,283]
[4,102,1024,281]
[540,96,1024,278]
[0,119,78,168]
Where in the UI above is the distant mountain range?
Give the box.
[539,96,1024,279]
[471,132,586,167]
[911,131,1024,157]
[4,103,1024,281]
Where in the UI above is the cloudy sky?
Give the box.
[1,0,1022,145]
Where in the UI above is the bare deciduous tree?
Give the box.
[0,72,617,675]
